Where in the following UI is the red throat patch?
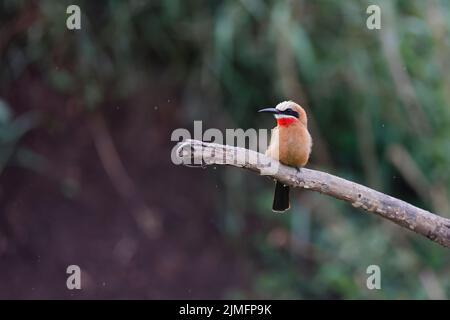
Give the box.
[277,117,296,126]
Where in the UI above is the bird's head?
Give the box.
[258,101,307,127]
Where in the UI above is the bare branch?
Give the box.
[176,139,450,248]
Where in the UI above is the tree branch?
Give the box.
[176,139,450,248]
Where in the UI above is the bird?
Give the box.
[258,101,312,212]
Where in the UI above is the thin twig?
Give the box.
[89,113,161,238]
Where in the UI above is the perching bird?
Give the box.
[258,101,312,212]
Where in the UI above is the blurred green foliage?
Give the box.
[2,0,450,299]
[0,99,40,173]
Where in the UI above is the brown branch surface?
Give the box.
[176,139,450,248]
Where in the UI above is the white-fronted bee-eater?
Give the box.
[259,101,312,212]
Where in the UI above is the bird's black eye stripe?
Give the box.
[283,108,299,118]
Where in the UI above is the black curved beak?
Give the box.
[258,108,280,114]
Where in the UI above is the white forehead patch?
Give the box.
[275,101,293,111]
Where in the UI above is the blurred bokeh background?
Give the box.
[1,0,450,299]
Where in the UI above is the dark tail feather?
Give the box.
[272,181,290,212]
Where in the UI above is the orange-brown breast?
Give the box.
[267,121,311,167]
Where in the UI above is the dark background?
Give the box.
[1,0,450,299]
